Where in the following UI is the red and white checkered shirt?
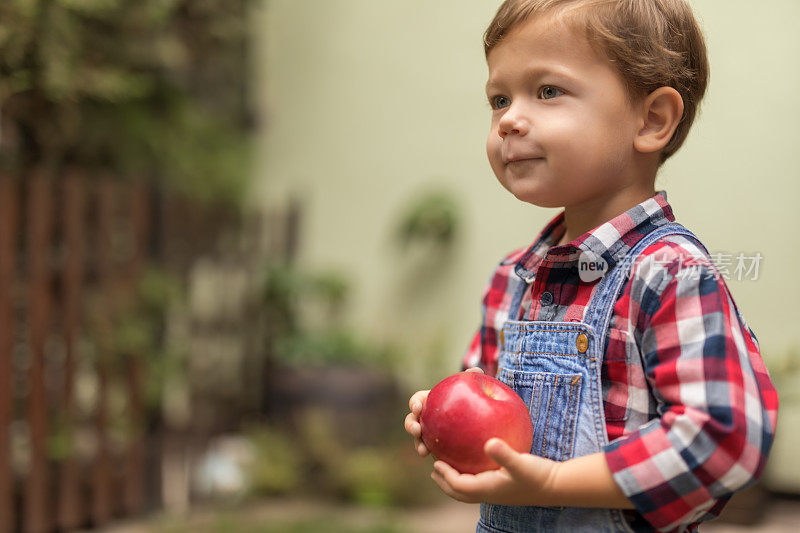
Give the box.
[461,190,778,532]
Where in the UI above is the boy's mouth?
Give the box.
[505,156,544,164]
[503,148,544,164]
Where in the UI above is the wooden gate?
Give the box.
[0,169,150,532]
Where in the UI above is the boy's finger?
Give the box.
[409,390,430,412]
[404,413,420,436]
[431,469,467,502]
[416,440,429,456]
[434,460,462,484]
[431,464,474,503]
[465,367,485,374]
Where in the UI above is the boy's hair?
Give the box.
[484,0,709,164]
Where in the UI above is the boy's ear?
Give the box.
[633,87,684,154]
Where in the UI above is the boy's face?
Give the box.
[485,15,644,208]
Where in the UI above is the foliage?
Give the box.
[262,263,396,368]
[0,0,254,206]
[395,190,460,249]
[333,446,434,507]
[309,271,350,314]
[136,267,187,412]
[275,329,396,368]
[243,408,439,508]
[113,266,186,413]
[138,266,184,314]
[262,263,350,321]
[245,425,304,496]
[261,262,304,335]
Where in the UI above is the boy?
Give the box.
[403,0,778,531]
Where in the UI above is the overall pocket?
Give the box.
[497,368,583,462]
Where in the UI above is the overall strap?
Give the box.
[583,222,704,346]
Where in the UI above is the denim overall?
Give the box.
[477,222,706,533]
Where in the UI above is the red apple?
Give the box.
[419,371,533,474]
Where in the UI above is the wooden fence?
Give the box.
[0,169,151,532]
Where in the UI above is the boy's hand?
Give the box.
[404,388,431,456]
[404,367,485,457]
[430,437,559,506]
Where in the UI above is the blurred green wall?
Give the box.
[252,0,800,389]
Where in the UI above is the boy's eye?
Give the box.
[539,86,564,100]
[489,95,511,110]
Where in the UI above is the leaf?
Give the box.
[396,190,461,248]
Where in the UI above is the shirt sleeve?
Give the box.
[461,327,482,371]
[603,254,778,532]
[461,281,498,376]
[461,250,524,377]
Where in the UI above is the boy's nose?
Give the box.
[499,126,522,138]
[498,109,529,138]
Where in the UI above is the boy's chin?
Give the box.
[504,183,564,208]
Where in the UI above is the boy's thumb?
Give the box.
[484,438,522,474]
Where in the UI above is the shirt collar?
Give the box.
[514,190,675,280]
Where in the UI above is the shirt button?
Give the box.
[540,291,554,306]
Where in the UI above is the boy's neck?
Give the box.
[555,184,658,247]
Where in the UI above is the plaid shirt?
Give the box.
[461,191,778,532]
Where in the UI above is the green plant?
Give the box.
[0,0,254,206]
[261,264,396,369]
[395,190,460,249]
[262,264,350,324]
[275,329,395,368]
[310,271,350,316]
[261,262,303,335]
[245,425,304,496]
[336,448,397,507]
[248,407,440,508]
[328,440,441,507]
[121,266,187,413]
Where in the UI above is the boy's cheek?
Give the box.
[485,133,499,156]
[487,157,507,186]
[486,138,504,173]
